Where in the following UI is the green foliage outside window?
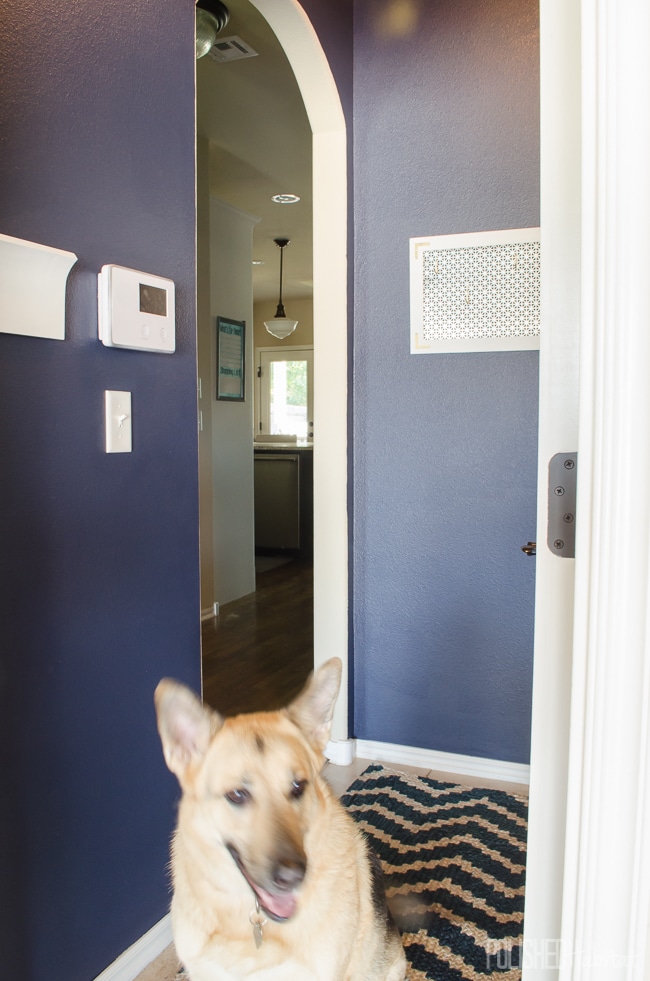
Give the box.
[270,361,307,407]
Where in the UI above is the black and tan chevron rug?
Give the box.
[341,765,528,980]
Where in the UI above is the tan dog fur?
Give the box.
[155,658,406,981]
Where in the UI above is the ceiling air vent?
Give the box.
[208,36,259,62]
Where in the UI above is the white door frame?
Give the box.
[526,1,650,977]
[560,0,650,976]
[250,1,349,743]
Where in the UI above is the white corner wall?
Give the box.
[207,197,257,608]
[197,138,215,614]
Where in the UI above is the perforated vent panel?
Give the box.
[410,228,541,353]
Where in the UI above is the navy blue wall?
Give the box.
[301,0,353,109]
[0,1,200,978]
[352,0,540,763]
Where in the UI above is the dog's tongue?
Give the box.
[256,886,298,921]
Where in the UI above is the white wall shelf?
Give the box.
[0,232,77,340]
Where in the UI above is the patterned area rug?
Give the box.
[341,765,528,980]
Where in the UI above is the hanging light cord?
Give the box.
[263,238,297,339]
[275,240,288,318]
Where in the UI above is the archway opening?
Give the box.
[196,0,349,741]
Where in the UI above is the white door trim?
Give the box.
[527,2,650,978]
[250,1,349,740]
[559,1,650,977]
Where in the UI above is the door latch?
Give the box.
[548,453,577,557]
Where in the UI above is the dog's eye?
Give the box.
[225,788,251,806]
[290,779,307,800]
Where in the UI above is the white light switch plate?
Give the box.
[105,390,132,453]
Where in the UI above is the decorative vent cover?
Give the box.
[208,35,259,63]
[410,228,541,353]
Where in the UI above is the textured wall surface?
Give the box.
[0,0,199,977]
[352,0,540,763]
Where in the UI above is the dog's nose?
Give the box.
[272,857,306,892]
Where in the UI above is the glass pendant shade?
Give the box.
[195,1,230,60]
[196,9,218,59]
[264,316,299,340]
[264,239,298,339]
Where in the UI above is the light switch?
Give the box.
[105,390,132,453]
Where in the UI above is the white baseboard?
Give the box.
[325,738,354,766]
[355,739,530,786]
[93,913,173,981]
[200,601,219,621]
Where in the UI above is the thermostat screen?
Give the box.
[139,283,167,317]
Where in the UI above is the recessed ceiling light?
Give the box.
[272,193,301,204]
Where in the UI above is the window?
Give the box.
[257,347,314,439]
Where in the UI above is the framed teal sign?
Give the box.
[216,316,245,401]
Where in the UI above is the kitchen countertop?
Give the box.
[254,440,313,450]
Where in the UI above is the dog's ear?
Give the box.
[287,657,342,753]
[154,679,222,786]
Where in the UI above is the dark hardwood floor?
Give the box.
[201,557,314,716]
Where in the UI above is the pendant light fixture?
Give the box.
[196,0,230,60]
[264,239,299,340]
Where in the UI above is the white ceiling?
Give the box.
[196,0,313,302]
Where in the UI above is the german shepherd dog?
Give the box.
[155,657,406,980]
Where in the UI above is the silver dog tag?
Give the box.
[250,900,267,949]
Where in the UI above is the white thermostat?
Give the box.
[98,264,175,353]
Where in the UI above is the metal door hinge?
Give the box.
[548,453,577,557]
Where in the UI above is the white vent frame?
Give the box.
[207,35,259,63]
[409,227,541,354]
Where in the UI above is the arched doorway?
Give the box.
[198,0,349,744]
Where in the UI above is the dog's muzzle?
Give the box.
[226,844,306,921]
